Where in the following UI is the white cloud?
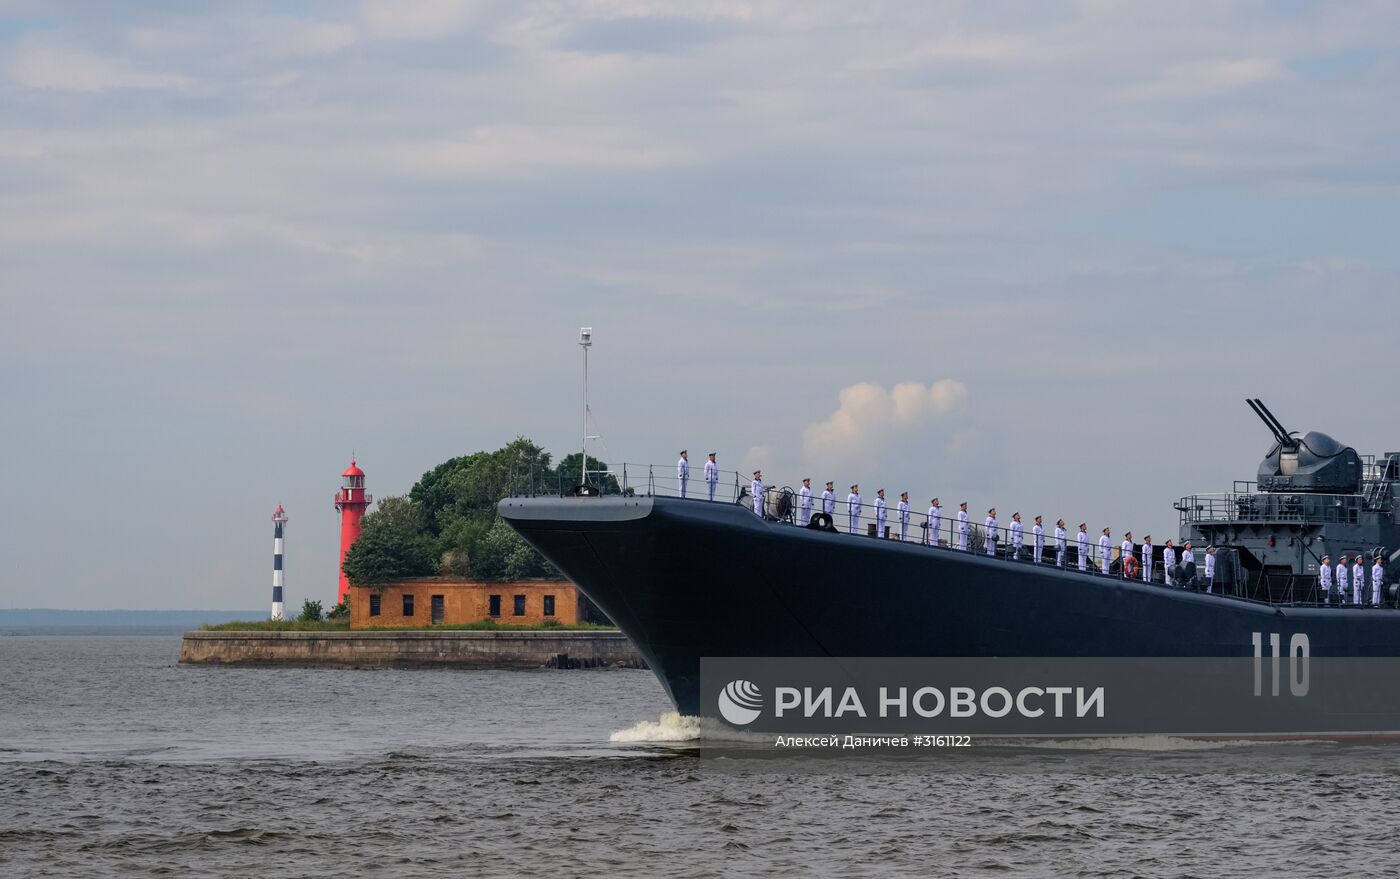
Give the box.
[803,380,969,468]
[741,445,771,481]
[1127,57,1293,100]
[255,19,360,57]
[7,36,193,92]
[360,0,478,40]
[385,124,698,177]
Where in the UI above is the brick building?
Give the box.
[349,579,581,629]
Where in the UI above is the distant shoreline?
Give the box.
[0,609,266,628]
[2,626,203,637]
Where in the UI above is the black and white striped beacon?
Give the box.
[271,505,288,620]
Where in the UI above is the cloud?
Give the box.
[741,445,771,481]
[1127,58,1293,100]
[254,19,359,57]
[360,0,478,40]
[803,380,969,469]
[3,2,1400,611]
[384,124,698,177]
[7,36,192,92]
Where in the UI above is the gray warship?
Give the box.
[500,399,1400,715]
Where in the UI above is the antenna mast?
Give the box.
[580,327,592,486]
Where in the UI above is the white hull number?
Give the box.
[1252,632,1310,697]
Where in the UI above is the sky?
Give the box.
[2,1,1398,610]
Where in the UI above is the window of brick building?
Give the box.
[543,595,555,617]
[488,594,501,617]
[369,594,381,616]
[513,595,526,616]
[403,594,414,617]
[431,595,444,625]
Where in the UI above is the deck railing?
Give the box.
[1175,491,1366,527]
[554,463,1265,597]
[521,463,1393,609]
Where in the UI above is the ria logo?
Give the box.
[718,679,763,726]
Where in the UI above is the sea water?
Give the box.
[3,633,1399,877]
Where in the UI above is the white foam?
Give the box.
[609,711,769,744]
[609,711,703,743]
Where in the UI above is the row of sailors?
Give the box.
[1319,554,1387,607]
[742,470,1235,589]
[719,461,1393,605]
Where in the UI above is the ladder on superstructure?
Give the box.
[1364,453,1397,510]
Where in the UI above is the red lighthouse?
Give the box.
[335,459,372,604]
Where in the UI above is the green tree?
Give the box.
[555,452,622,494]
[472,518,554,580]
[412,437,556,531]
[345,439,563,585]
[436,516,492,577]
[341,496,439,585]
[299,599,323,622]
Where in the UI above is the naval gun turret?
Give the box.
[1249,398,1362,493]
[1175,399,1400,605]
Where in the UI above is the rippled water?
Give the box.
[4,634,1400,877]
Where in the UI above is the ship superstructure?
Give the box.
[1177,399,1400,602]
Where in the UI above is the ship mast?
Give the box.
[580,327,592,486]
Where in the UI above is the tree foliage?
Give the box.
[555,453,622,494]
[472,518,556,580]
[342,437,612,586]
[411,437,555,531]
[340,496,439,585]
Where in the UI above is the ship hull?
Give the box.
[499,497,1400,716]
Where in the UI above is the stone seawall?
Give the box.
[179,630,646,669]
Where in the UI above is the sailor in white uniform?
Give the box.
[798,478,814,524]
[1163,539,1177,587]
[751,470,764,517]
[985,508,999,557]
[677,451,690,498]
[704,453,719,501]
[1009,512,1024,561]
[1336,556,1350,605]
[957,502,970,551]
[1141,535,1153,582]
[822,481,836,518]
[1182,542,1195,586]
[1372,557,1384,607]
[1077,524,1089,571]
[897,492,911,542]
[1120,532,1134,579]
[1032,515,1045,564]
[847,485,862,535]
[1352,554,1365,606]
[928,498,942,546]
[1318,554,1332,604]
[1055,519,1067,567]
[874,489,888,538]
[1205,546,1218,593]
[1098,528,1112,575]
